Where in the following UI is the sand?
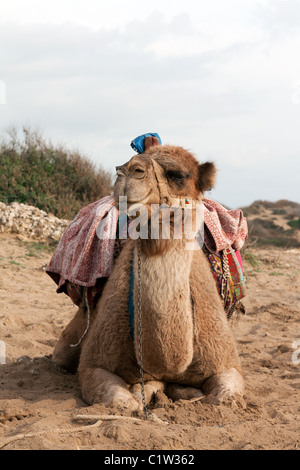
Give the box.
[0,233,299,450]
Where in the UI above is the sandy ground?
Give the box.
[0,233,299,450]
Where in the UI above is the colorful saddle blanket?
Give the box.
[204,247,246,318]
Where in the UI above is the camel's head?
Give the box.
[114,144,216,216]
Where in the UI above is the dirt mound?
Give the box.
[241,200,300,248]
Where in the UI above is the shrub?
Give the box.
[260,237,300,248]
[0,127,113,219]
[287,218,300,229]
[246,216,300,249]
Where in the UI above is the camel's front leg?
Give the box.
[79,367,142,411]
[202,368,245,406]
[52,307,88,372]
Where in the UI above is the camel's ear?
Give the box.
[197,162,216,192]
[144,136,161,151]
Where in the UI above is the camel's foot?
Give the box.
[103,388,142,411]
[79,367,142,411]
[130,381,166,405]
[202,368,245,406]
[166,384,204,401]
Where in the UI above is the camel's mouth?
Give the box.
[125,191,154,220]
[126,189,152,206]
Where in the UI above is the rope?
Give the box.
[0,413,168,449]
[221,248,230,304]
[74,414,167,424]
[70,287,91,348]
[0,421,101,450]
[137,238,148,420]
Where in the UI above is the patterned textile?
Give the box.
[227,248,247,301]
[202,197,248,253]
[66,278,107,308]
[46,196,248,316]
[46,195,118,293]
[204,248,246,318]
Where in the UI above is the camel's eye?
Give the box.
[132,168,145,179]
[167,170,184,181]
[166,170,189,184]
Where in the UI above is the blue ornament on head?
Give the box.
[130,133,162,154]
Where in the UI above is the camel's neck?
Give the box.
[133,239,194,379]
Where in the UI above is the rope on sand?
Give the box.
[0,413,168,449]
[74,413,168,425]
[0,420,101,450]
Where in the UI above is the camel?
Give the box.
[73,144,244,410]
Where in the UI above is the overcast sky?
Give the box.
[0,0,300,208]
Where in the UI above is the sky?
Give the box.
[0,0,300,208]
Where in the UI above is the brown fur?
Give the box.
[54,145,244,409]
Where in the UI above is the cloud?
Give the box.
[0,18,217,137]
[0,6,299,208]
[254,0,300,38]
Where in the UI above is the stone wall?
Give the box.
[0,202,69,242]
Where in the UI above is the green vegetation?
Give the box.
[8,259,23,266]
[272,209,287,215]
[243,251,260,268]
[24,241,57,258]
[0,127,112,220]
[8,259,26,268]
[259,236,300,248]
[287,218,300,229]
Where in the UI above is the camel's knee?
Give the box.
[79,366,142,411]
[202,368,245,406]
